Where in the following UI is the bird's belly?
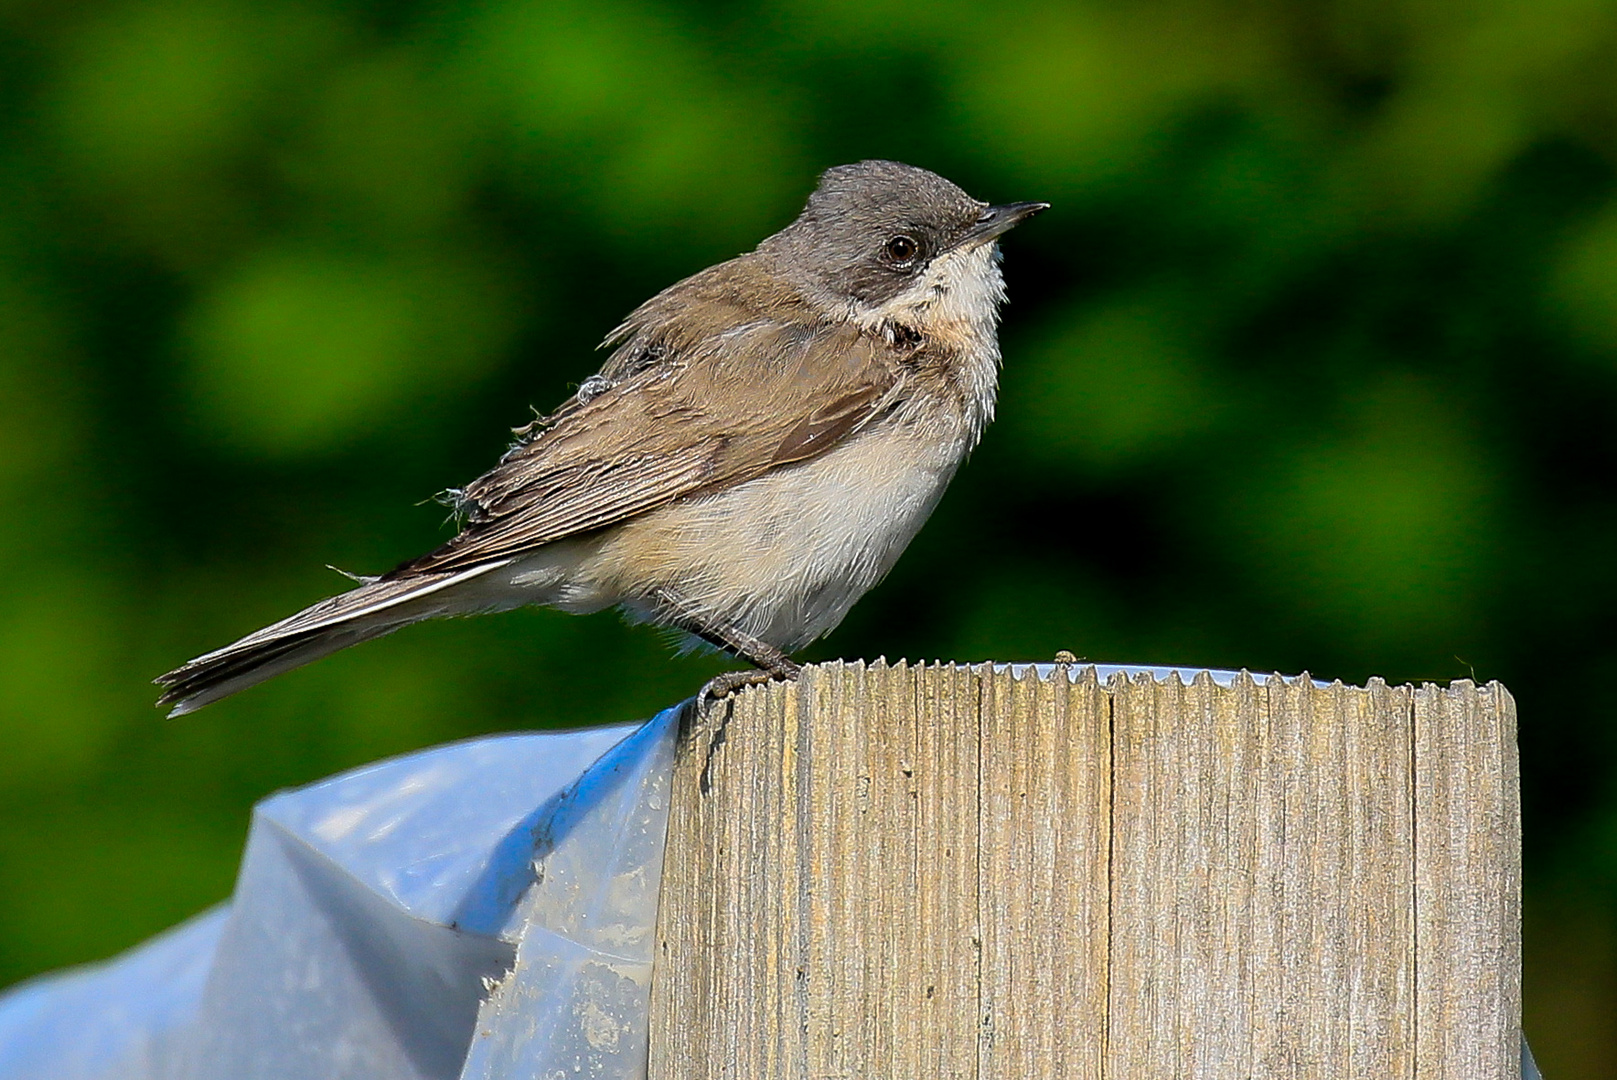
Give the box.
[582,419,967,650]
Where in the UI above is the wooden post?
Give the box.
[646,662,1521,1079]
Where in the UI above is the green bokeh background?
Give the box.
[1,0,1614,1070]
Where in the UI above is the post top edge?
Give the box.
[777,660,1500,694]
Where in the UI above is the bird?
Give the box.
[155,160,1047,716]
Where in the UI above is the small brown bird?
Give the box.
[156,161,1046,715]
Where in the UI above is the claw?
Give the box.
[698,665,799,719]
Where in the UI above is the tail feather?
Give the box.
[157,626,392,717]
[155,561,510,716]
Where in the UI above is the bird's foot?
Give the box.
[698,661,801,719]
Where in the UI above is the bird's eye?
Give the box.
[884,235,919,264]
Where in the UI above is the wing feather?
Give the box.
[395,317,900,577]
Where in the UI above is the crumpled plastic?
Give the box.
[0,706,680,1080]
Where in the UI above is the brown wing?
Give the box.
[393,316,901,577]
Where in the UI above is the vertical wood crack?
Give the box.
[1102,678,1116,1080]
[1408,687,1419,1079]
[974,664,986,1080]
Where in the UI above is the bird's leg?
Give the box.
[649,587,802,712]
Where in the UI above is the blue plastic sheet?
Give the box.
[0,708,679,1080]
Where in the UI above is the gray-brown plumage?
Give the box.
[156,161,1046,716]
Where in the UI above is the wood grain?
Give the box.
[1413,680,1522,1080]
[646,663,1520,1078]
[978,664,1109,1079]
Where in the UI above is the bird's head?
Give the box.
[760,160,1047,329]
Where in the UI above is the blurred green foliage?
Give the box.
[1,0,1615,1071]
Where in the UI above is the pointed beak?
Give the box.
[959,201,1049,248]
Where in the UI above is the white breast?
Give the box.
[568,410,973,651]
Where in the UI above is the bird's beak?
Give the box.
[959,201,1049,248]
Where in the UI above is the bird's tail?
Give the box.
[155,561,510,717]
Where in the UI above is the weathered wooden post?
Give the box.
[647,661,1521,1079]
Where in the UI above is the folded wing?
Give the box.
[396,318,901,576]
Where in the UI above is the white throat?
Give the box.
[859,242,1008,439]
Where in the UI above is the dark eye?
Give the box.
[884,235,919,264]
